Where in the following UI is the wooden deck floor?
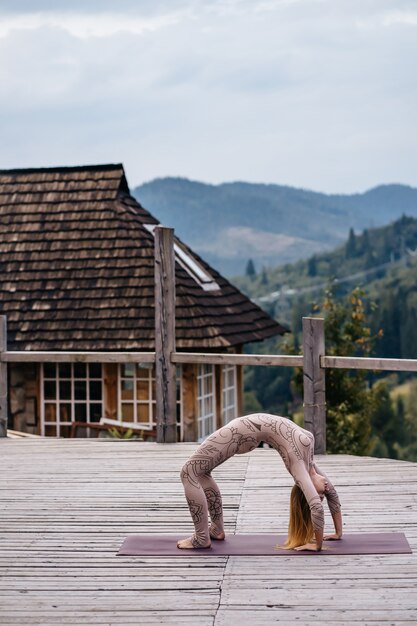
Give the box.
[0,439,416,625]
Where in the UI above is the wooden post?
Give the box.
[154,227,177,443]
[182,363,197,441]
[302,317,326,454]
[0,316,8,438]
[215,365,222,429]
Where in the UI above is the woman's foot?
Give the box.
[176,536,211,549]
[209,526,225,541]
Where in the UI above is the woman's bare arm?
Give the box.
[324,509,343,540]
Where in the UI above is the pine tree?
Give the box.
[362,229,370,254]
[245,259,256,280]
[362,229,375,267]
[345,227,357,258]
[307,256,317,277]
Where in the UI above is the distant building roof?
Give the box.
[0,163,287,351]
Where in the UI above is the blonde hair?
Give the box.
[285,484,314,549]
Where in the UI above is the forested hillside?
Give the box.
[133,178,417,275]
[235,214,417,359]
[236,215,417,461]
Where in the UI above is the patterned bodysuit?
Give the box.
[180,413,341,547]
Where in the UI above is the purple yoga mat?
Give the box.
[117,532,411,556]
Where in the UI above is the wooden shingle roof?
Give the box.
[0,164,287,351]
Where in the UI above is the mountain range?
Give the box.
[133,178,417,276]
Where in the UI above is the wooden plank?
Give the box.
[0,316,7,438]
[1,352,156,363]
[3,352,417,372]
[0,440,245,624]
[172,352,303,367]
[0,441,416,626]
[3,351,416,373]
[181,363,197,441]
[154,226,177,443]
[322,355,417,372]
[302,317,326,453]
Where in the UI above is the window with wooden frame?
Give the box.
[143,224,220,292]
[118,364,183,438]
[222,364,237,424]
[41,363,103,437]
[197,363,216,440]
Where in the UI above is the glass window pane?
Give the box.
[138,404,149,424]
[121,363,135,378]
[74,404,87,422]
[90,403,102,422]
[204,398,213,416]
[121,379,134,400]
[137,379,149,401]
[206,375,213,395]
[59,403,72,423]
[45,425,57,437]
[89,381,102,401]
[74,380,86,400]
[43,363,56,379]
[44,403,56,422]
[121,403,134,422]
[44,381,56,400]
[89,363,102,379]
[137,364,152,377]
[60,425,71,439]
[59,380,71,400]
[59,363,72,379]
[74,363,87,378]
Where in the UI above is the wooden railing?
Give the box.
[1,226,417,452]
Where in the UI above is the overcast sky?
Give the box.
[0,0,416,192]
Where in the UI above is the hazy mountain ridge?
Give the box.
[133,178,417,276]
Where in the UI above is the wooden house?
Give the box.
[0,164,287,441]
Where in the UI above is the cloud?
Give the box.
[382,8,417,27]
[0,0,188,16]
[0,0,416,193]
[0,8,189,39]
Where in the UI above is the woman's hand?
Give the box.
[294,542,321,551]
[323,533,342,541]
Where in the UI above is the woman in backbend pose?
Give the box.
[177,414,343,551]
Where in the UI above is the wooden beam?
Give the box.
[302,317,326,454]
[172,352,303,367]
[322,355,417,372]
[181,363,197,442]
[103,363,118,421]
[1,352,156,363]
[154,226,177,443]
[215,364,223,430]
[0,316,8,437]
[3,350,416,373]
